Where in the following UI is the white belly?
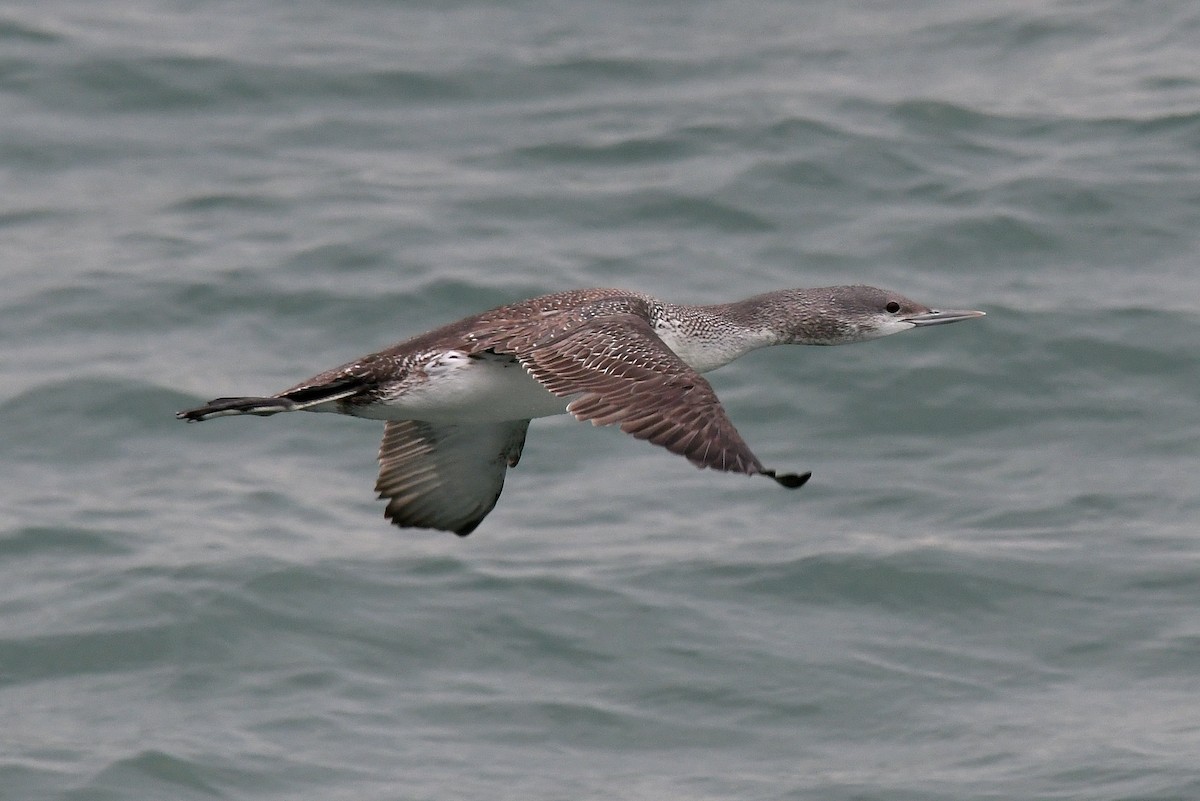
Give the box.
[350,352,570,423]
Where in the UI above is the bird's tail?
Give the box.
[178,378,365,422]
[177,397,298,422]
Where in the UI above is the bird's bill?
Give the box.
[904,309,986,327]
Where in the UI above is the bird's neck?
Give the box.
[652,299,790,373]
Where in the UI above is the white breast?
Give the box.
[356,352,570,423]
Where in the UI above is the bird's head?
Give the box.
[776,285,985,345]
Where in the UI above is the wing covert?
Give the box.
[513,314,797,481]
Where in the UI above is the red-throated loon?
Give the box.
[178,286,984,535]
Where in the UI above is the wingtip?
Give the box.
[764,469,811,489]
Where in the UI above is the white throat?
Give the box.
[653,318,780,373]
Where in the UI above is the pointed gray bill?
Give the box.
[903,309,986,327]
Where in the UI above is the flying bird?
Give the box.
[178,286,984,535]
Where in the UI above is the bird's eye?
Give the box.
[885,301,901,313]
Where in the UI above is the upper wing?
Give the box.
[505,314,807,486]
[376,419,530,536]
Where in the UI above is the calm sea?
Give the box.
[2,1,1198,799]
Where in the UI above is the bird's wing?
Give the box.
[491,313,806,486]
[375,419,530,536]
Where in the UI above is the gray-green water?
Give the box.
[3,1,1199,799]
